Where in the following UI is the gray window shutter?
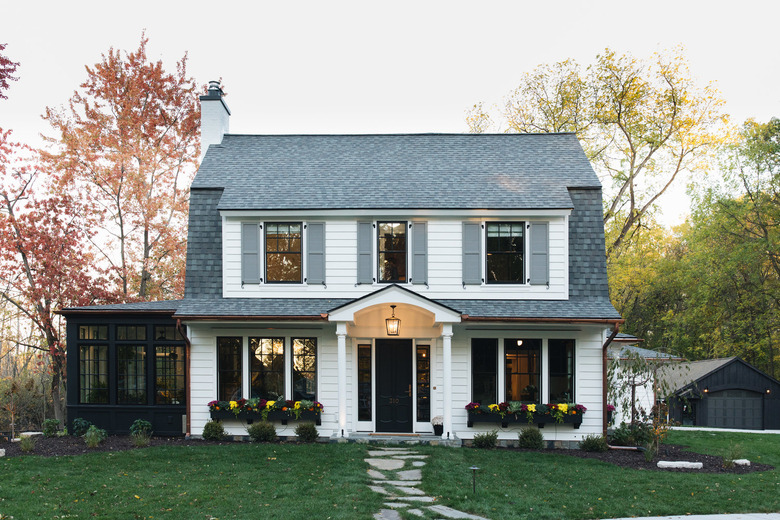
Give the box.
[306,222,325,284]
[411,221,427,285]
[241,222,260,284]
[357,221,373,284]
[529,222,549,285]
[462,222,482,285]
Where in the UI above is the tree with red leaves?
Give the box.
[0,128,114,421]
[43,35,200,301]
[0,43,20,100]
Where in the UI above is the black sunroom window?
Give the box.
[156,345,185,405]
[117,345,146,404]
[378,221,407,282]
[80,344,108,404]
[486,222,525,283]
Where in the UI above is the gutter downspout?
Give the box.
[602,322,622,436]
[176,319,192,438]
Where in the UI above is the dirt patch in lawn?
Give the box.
[555,443,774,474]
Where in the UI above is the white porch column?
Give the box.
[336,322,348,437]
[442,324,453,439]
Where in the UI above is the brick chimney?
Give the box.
[199,80,231,163]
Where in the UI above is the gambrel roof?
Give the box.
[193,133,601,211]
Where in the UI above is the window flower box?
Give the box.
[208,398,323,426]
[465,402,585,429]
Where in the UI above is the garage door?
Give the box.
[706,390,763,429]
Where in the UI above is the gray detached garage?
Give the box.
[661,357,780,430]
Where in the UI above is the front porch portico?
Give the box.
[328,285,461,439]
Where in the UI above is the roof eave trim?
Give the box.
[174,314,328,322]
[461,315,624,325]
[57,309,177,316]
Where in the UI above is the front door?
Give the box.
[376,339,413,432]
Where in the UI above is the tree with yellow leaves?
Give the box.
[468,48,732,258]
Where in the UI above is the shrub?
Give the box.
[131,432,151,448]
[202,420,225,441]
[643,441,657,462]
[42,419,60,437]
[610,421,652,447]
[295,422,318,443]
[472,430,498,449]
[19,435,37,453]
[84,425,107,448]
[723,442,744,468]
[580,434,609,452]
[517,427,545,449]
[129,419,153,437]
[247,421,277,443]
[71,417,92,437]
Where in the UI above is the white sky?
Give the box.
[1,0,778,226]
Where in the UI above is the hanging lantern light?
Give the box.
[385,305,400,336]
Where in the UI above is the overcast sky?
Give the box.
[1,1,778,225]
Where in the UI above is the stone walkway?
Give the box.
[365,447,489,520]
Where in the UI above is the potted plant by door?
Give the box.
[431,416,443,436]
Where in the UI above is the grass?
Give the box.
[0,443,383,519]
[0,431,778,520]
[416,429,780,519]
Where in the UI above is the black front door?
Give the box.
[376,339,413,432]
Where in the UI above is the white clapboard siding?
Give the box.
[222,216,568,300]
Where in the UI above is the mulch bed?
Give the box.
[0,436,774,474]
[0,435,230,458]
[556,443,774,474]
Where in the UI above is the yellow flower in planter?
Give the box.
[558,403,568,414]
[294,401,301,410]
[229,401,238,410]
[488,404,500,413]
[527,404,536,413]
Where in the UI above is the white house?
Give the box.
[62,82,623,445]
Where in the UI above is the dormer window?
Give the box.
[265,222,302,283]
[377,221,407,283]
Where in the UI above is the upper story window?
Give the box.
[378,221,407,283]
[265,222,302,283]
[486,222,524,284]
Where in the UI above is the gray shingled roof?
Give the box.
[61,300,181,313]
[193,133,601,210]
[657,358,736,393]
[168,295,619,320]
[608,344,684,360]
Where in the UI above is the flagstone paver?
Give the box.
[394,486,426,495]
[374,509,403,520]
[368,469,387,480]
[365,444,491,519]
[373,480,422,486]
[369,450,417,456]
[428,505,490,519]
[366,458,406,471]
[397,468,422,480]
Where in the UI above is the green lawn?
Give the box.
[0,443,384,519]
[418,429,780,519]
[1,431,778,520]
